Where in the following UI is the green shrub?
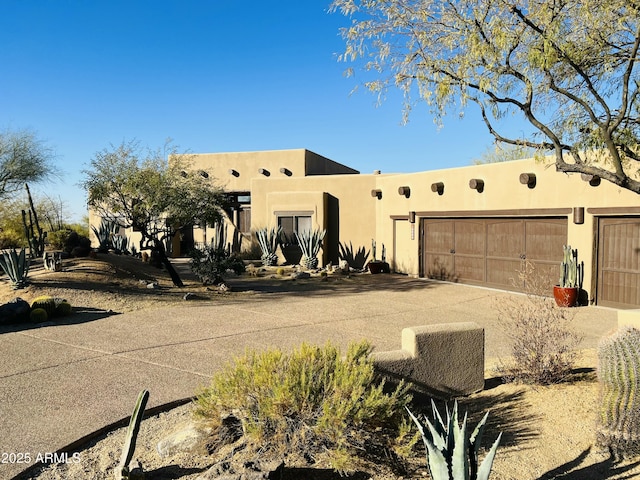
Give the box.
[189,244,245,285]
[193,340,411,473]
[30,308,48,323]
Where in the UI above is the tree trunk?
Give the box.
[153,238,184,288]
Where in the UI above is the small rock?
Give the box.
[291,272,310,280]
[183,292,199,301]
[157,423,211,458]
[146,283,158,289]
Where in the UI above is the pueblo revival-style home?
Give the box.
[100,148,640,310]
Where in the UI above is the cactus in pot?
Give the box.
[554,245,583,307]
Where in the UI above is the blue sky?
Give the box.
[0,1,520,221]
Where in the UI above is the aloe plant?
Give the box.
[116,389,149,480]
[0,248,30,289]
[295,228,326,269]
[406,400,501,480]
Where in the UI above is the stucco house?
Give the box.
[102,147,640,310]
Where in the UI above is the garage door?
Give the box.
[422,218,567,291]
[597,217,640,308]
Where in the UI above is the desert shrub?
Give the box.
[189,244,245,285]
[495,261,582,384]
[193,340,411,473]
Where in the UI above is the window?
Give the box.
[278,214,312,236]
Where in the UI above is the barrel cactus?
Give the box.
[30,308,48,323]
[54,299,72,316]
[598,326,640,457]
[31,296,57,316]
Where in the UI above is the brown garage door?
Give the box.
[422,218,567,291]
[597,217,640,308]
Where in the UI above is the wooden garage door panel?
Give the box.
[424,221,453,254]
[425,254,456,281]
[423,217,567,292]
[598,218,640,308]
[526,220,568,263]
[486,220,524,258]
[486,258,522,288]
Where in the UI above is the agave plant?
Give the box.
[338,241,370,270]
[256,226,282,266]
[91,219,120,253]
[0,248,30,289]
[295,228,326,269]
[406,400,501,480]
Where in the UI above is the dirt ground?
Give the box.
[4,253,640,480]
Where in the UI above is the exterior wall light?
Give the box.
[573,207,585,225]
[469,178,484,192]
[398,186,411,198]
[581,173,601,186]
[431,182,444,195]
[280,167,292,176]
[519,172,536,188]
[228,169,239,177]
[409,211,416,223]
[258,168,270,176]
[371,189,382,199]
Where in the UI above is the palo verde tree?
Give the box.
[0,128,57,199]
[82,140,224,287]
[330,0,640,193]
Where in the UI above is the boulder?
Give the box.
[157,423,212,458]
[0,298,31,325]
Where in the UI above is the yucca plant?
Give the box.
[295,228,326,269]
[0,248,30,289]
[406,400,501,480]
[255,226,281,266]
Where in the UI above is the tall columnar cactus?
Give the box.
[406,401,501,480]
[597,327,640,457]
[116,389,149,480]
[559,245,584,288]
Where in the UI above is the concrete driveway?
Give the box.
[0,275,617,479]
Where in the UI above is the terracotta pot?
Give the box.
[553,285,578,307]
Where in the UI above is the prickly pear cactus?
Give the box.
[597,326,640,457]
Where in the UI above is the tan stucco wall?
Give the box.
[250,174,380,265]
[181,149,359,193]
[375,157,640,301]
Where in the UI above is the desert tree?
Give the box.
[0,128,57,198]
[82,139,224,287]
[330,0,640,193]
